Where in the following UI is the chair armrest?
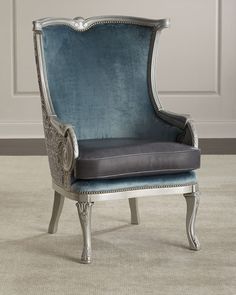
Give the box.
[50,116,73,136]
[157,110,198,148]
[158,110,190,130]
[180,120,199,148]
[49,116,79,169]
[44,115,79,189]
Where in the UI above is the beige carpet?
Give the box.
[0,156,236,295]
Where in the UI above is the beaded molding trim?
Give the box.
[33,16,170,32]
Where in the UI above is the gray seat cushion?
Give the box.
[75,138,200,180]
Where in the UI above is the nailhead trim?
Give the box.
[72,182,197,195]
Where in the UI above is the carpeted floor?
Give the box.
[0,156,235,295]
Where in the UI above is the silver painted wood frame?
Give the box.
[33,15,200,264]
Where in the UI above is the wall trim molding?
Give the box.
[0,138,235,155]
[12,0,221,96]
[1,120,236,138]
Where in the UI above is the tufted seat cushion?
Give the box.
[75,138,200,180]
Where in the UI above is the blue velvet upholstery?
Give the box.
[42,24,182,141]
[71,171,197,194]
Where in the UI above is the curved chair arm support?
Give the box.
[50,116,73,136]
[157,110,190,130]
[181,120,199,148]
[49,116,79,171]
[157,110,198,148]
[44,115,79,189]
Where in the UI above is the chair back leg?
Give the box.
[129,198,140,225]
[48,191,65,234]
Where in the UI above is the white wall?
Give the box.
[0,0,236,138]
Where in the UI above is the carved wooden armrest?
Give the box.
[44,115,79,188]
[49,116,79,171]
[157,110,198,148]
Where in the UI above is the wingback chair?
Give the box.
[33,16,201,264]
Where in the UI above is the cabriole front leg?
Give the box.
[184,192,200,251]
[76,201,94,264]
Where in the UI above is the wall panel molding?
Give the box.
[159,0,222,96]
[12,0,222,97]
[12,0,38,97]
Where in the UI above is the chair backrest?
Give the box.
[36,17,179,140]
